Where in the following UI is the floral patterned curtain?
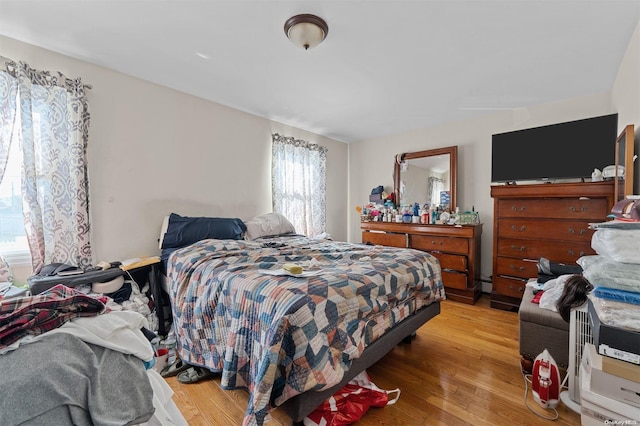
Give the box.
[272,133,327,237]
[0,63,18,188]
[2,60,92,272]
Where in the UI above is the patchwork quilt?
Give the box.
[167,235,445,425]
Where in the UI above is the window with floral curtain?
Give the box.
[428,176,445,207]
[271,133,327,237]
[0,58,92,273]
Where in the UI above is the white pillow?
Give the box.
[244,212,296,240]
[158,215,170,249]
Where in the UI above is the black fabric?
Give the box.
[537,273,556,284]
[537,257,582,277]
[28,268,125,295]
[105,281,132,304]
[39,263,80,276]
[370,185,384,195]
[161,213,247,249]
[537,257,583,284]
[140,327,157,342]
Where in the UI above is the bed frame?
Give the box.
[279,301,441,423]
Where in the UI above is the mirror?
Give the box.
[615,124,635,202]
[394,146,458,212]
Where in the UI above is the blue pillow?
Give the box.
[160,213,247,249]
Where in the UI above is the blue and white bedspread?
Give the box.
[167,235,445,425]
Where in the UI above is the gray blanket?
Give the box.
[0,333,154,425]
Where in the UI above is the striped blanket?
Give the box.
[167,235,444,425]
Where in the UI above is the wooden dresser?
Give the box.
[490,181,617,311]
[361,221,483,304]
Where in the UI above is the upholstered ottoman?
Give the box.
[518,286,569,371]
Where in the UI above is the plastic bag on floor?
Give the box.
[303,371,400,426]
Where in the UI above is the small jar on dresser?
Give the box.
[490,181,617,311]
[361,221,483,304]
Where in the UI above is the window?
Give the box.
[0,106,29,265]
[0,60,92,270]
[428,177,445,208]
[272,134,327,237]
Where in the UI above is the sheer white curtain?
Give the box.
[428,176,444,207]
[0,59,92,272]
[271,133,327,237]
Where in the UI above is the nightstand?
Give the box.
[123,258,171,337]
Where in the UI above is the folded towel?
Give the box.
[593,286,640,306]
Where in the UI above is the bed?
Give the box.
[163,213,445,425]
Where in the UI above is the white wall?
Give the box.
[612,19,640,192]
[348,18,640,288]
[348,94,614,284]
[0,36,349,277]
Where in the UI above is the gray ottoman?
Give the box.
[518,286,569,369]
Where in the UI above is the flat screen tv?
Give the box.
[491,113,618,183]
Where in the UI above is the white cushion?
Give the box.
[158,215,170,249]
[244,212,296,240]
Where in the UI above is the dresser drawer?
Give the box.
[497,238,594,264]
[411,234,469,255]
[495,256,538,279]
[362,231,406,248]
[498,218,594,242]
[497,198,608,219]
[492,275,527,298]
[429,252,467,272]
[442,270,468,290]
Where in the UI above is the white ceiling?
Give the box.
[1,0,639,143]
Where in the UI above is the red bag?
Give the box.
[304,371,400,426]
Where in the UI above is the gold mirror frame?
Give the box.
[615,124,635,202]
[394,145,458,212]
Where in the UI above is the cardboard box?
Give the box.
[601,351,640,383]
[580,346,640,424]
[582,343,640,409]
[369,193,383,203]
[588,299,640,365]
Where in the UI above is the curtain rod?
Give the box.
[1,55,92,90]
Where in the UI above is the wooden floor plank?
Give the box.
[165,294,581,425]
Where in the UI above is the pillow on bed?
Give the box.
[244,212,296,240]
[160,213,247,249]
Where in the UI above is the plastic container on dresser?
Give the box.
[490,181,617,311]
[361,221,483,304]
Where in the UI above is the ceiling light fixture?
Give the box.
[284,14,328,50]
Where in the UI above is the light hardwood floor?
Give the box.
[165,294,581,425]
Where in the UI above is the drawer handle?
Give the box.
[510,245,526,252]
[568,228,587,235]
[431,240,443,245]
[511,225,526,232]
[569,206,588,212]
[509,265,526,272]
[568,250,586,257]
[511,206,526,212]
[508,285,524,293]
